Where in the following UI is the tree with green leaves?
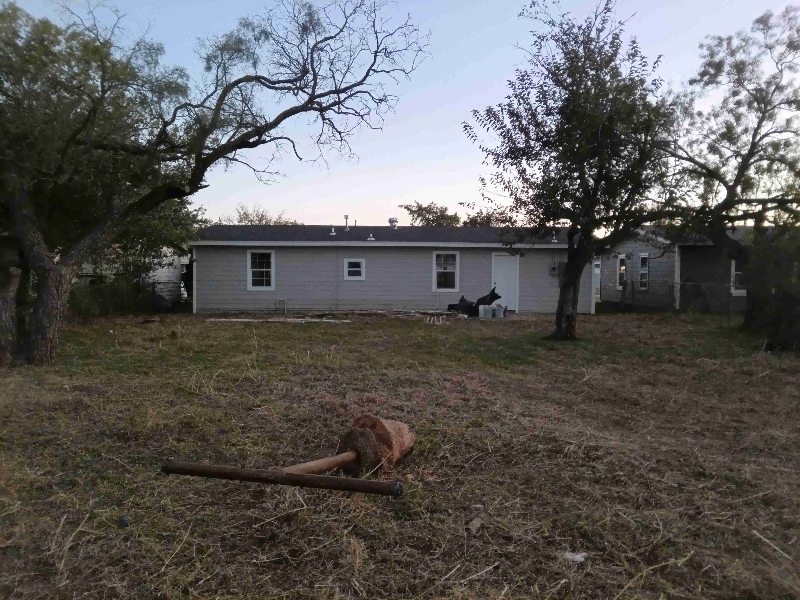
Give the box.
[399,201,461,226]
[90,199,206,283]
[0,1,424,364]
[218,203,301,225]
[466,0,674,339]
[667,6,800,332]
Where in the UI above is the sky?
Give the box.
[24,0,795,226]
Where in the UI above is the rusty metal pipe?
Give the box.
[161,461,402,497]
[282,451,359,475]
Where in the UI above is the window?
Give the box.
[247,250,275,291]
[731,260,746,296]
[639,253,649,290]
[344,258,365,280]
[616,255,626,290]
[433,252,459,291]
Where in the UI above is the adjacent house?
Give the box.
[598,228,752,313]
[189,223,596,314]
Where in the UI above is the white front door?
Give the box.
[492,254,519,311]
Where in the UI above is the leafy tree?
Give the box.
[461,207,516,227]
[667,6,800,330]
[218,202,301,225]
[91,198,206,283]
[466,0,674,339]
[0,1,424,364]
[399,201,461,226]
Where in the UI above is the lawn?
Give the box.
[1,312,798,599]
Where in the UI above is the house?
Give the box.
[189,223,596,314]
[598,228,752,313]
[77,252,187,303]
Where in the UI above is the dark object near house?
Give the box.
[448,288,502,317]
[475,287,501,308]
[447,295,475,314]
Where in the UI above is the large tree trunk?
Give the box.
[25,265,76,365]
[14,253,32,348]
[0,267,22,366]
[552,258,588,340]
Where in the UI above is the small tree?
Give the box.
[1,1,424,364]
[461,207,517,227]
[667,6,800,329]
[91,199,206,283]
[466,0,673,338]
[399,201,461,226]
[218,203,301,225]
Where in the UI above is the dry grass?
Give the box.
[1,312,798,599]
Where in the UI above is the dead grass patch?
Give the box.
[0,313,798,598]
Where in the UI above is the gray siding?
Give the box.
[600,240,676,309]
[519,249,593,314]
[195,246,593,314]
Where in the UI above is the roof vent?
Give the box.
[367,233,375,241]
[551,231,558,243]
[388,217,398,229]
[344,215,349,231]
[330,227,336,236]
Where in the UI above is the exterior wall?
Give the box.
[145,255,182,301]
[599,239,676,310]
[679,246,746,313]
[195,246,593,314]
[518,248,593,313]
[599,240,747,313]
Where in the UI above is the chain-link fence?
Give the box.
[69,280,190,318]
[599,280,749,315]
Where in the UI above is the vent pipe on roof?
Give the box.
[330,227,336,236]
[551,231,558,243]
[367,233,375,241]
[344,215,349,231]
[388,217,398,229]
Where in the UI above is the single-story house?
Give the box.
[77,252,187,303]
[598,228,752,313]
[189,223,596,314]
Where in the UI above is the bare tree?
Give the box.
[1,0,425,364]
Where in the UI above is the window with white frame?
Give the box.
[344,258,365,280]
[247,250,275,291]
[639,253,649,290]
[731,260,746,296]
[433,252,459,291]
[616,255,627,290]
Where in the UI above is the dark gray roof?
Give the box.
[196,224,567,244]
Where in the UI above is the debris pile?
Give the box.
[447,287,504,317]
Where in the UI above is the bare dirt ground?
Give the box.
[1,313,798,599]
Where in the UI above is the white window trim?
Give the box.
[731,259,746,296]
[432,251,460,292]
[246,249,276,291]
[638,253,649,291]
[343,258,366,281]
[616,255,626,291]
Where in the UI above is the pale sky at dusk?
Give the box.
[25,0,795,226]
